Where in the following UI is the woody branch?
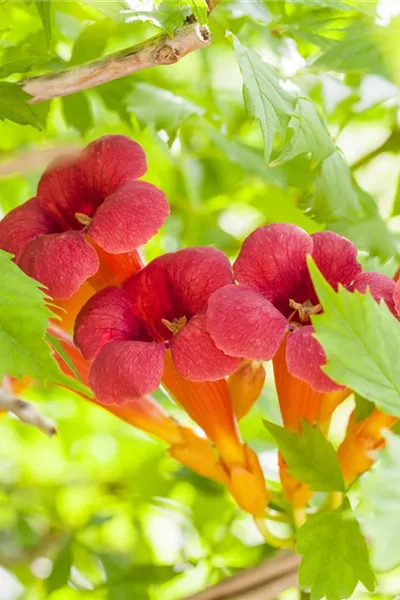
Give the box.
[185,552,299,600]
[0,389,57,436]
[22,23,211,104]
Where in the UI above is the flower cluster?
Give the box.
[2,135,399,523]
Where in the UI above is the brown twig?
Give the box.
[0,389,57,436]
[22,23,211,104]
[184,552,299,600]
[0,144,79,178]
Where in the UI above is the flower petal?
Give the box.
[206,284,288,361]
[311,231,361,292]
[350,272,396,314]
[37,136,147,230]
[286,326,344,393]
[89,341,165,405]
[37,151,90,230]
[79,135,147,196]
[395,280,400,317]
[234,224,314,315]
[87,181,169,253]
[171,313,242,381]
[18,231,99,299]
[0,198,57,259]
[124,247,234,340]
[74,287,147,360]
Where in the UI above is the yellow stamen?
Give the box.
[161,316,187,335]
[75,212,92,226]
[288,298,322,323]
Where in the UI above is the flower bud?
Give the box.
[228,361,266,420]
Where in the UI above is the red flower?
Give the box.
[206,223,396,393]
[0,135,169,299]
[74,247,242,405]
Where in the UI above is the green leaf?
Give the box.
[359,433,400,571]
[46,536,73,593]
[125,1,187,36]
[297,499,376,600]
[271,98,335,166]
[69,19,116,67]
[313,151,361,221]
[34,0,52,47]
[313,24,387,75]
[186,0,208,25]
[264,420,345,492]
[286,0,353,9]
[0,251,92,397]
[226,0,271,24]
[354,394,375,422]
[126,83,204,139]
[0,83,40,130]
[309,151,396,260]
[233,37,294,163]
[308,257,400,416]
[62,93,93,135]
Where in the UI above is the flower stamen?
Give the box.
[162,316,187,335]
[75,212,92,226]
[288,299,321,323]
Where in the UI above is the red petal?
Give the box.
[286,326,344,393]
[37,151,90,230]
[124,247,234,341]
[89,341,165,405]
[311,231,361,292]
[79,135,147,197]
[88,181,169,253]
[171,313,242,381]
[394,280,400,316]
[0,198,57,259]
[234,224,313,315]
[37,136,147,230]
[206,284,288,360]
[18,231,99,299]
[350,272,396,314]
[74,287,147,360]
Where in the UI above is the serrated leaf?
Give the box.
[234,38,294,163]
[309,151,396,260]
[125,1,187,36]
[264,420,345,492]
[46,536,73,593]
[126,83,204,139]
[0,251,92,398]
[62,93,93,135]
[297,499,376,600]
[308,257,400,416]
[272,98,335,166]
[34,0,52,47]
[186,0,208,25]
[359,433,400,571]
[0,83,40,130]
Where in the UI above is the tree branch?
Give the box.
[185,552,299,600]
[22,23,211,104]
[0,389,57,436]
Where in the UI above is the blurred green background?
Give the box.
[2,1,400,598]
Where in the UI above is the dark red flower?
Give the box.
[0,135,169,299]
[74,247,242,405]
[206,224,396,393]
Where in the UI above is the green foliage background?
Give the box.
[1,1,400,599]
